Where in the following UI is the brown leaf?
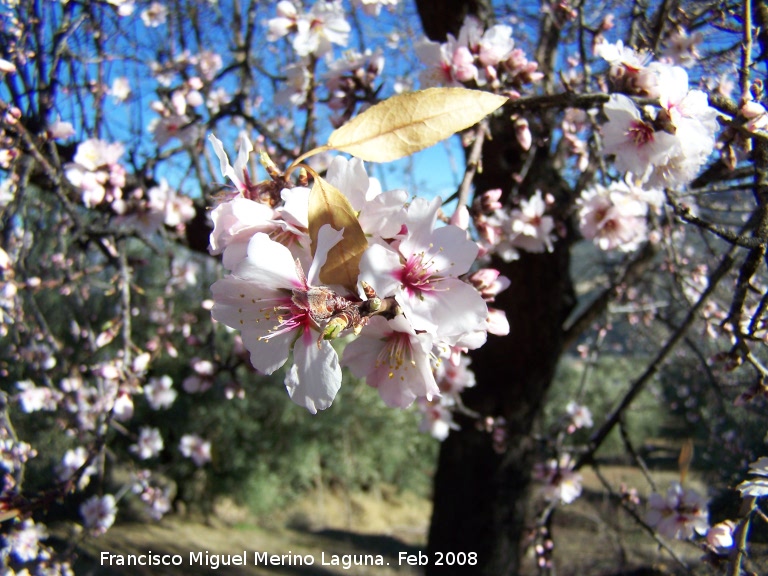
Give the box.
[678,438,694,485]
[308,174,367,292]
[327,87,508,162]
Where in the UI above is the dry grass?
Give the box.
[73,467,767,576]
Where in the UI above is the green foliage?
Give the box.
[183,366,438,518]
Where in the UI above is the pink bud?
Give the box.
[600,14,615,31]
[450,205,470,230]
[741,99,766,119]
[477,188,503,212]
[515,118,532,151]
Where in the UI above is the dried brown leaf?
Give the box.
[327,87,507,162]
[308,174,367,292]
[678,438,694,485]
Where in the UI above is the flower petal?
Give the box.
[232,233,303,291]
[285,330,341,413]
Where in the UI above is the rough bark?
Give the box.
[415,2,576,574]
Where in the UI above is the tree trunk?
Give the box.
[414,2,575,574]
[426,245,573,575]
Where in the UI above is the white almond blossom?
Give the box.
[130,427,164,460]
[646,482,709,540]
[359,197,488,344]
[343,315,439,408]
[80,494,117,535]
[267,0,350,57]
[736,456,768,498]
[601,94,677,177]
[211,226,345,413]
[577,181,652,252]
[179,434,212,466]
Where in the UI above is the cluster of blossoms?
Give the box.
[416,16,542,93]
[209,134,508,427]
[527,39,721,255]
[0,518,58,570]
[323,50,385,127]
[576,179,663,253]
[267,3,386,130]
[596,40,719,190]
[475,189,557,262]
[533,455,583,504]
[3,354,213,545]
[64,138,126,209]
[64,138,194,234]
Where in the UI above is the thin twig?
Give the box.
[728,497,757,576]
[455,119,488,213]
[592,464,692,572]
[576,245,736,470]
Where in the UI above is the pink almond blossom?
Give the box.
[343,315,439,408]
[359,198,487,345]
[211,226,345,413]
[646,482,709,540]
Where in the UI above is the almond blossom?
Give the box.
[647,65,719,188]
[130,427,164,460]
[110,77,131,102]
[267,0,350,58]
[359,197,488,344]
[506,190,556,254]
[595,39,658,96]
[342,315,439,408]
[601,94,677,177]
[140,2,168,27]
[418,399,458,441]
[661,29,704,68]
[416,35,478,87]
[65,138,126,208]
[80,494,117,535]
[565,401,593,432]
[3,519,47,563]
[534,455,583,504]
[211,226,345,413]
[577,181,652,252]
[143,375,177,410]
[0,437,36,473]
[147,178,196,228]
[417,16,528,89]
[646,482,709,540]
[179,434,211,467]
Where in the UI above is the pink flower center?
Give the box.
[397,252,437,296]
[258,300,312,341]
[627,120,655,146]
